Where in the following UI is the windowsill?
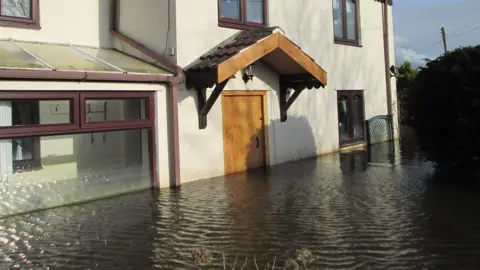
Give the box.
[14,164,43,173]
[0,20,40,30]
[339,140,367,151]
[334,39,362,48]
[218,20,266,31]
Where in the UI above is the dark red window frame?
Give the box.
[0,0,40,29]
[0,91,156,184]
[333,0,361,47]
[218,0,267,30]
[337,90,366,146]
[79,92,154,132]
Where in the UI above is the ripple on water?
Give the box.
[1,141,480,269]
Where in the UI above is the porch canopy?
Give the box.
[0,39,173,82]
[184,27,328,126]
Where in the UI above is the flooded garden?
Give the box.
[2,128,480,269]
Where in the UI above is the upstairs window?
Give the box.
[219,0,267,30]
[0,0,40,29]
[333,0,360,46]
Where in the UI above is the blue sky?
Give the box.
[393,0,480,66]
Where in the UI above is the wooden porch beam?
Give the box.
[277,35,327,86]
[280,84,305,122]
[217,32,328,86]
[283,88,304,112]
[196,79,228,129]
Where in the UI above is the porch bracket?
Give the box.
[280,86,304,122]
[197,79,229,129]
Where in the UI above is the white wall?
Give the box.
[0,0,112,47]
[117,0,177,64]
[174,0,397,183]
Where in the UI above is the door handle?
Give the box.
[256,137,260,148]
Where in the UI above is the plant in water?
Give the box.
[192,247,213,265]
[192,248,316,269]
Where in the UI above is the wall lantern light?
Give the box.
[389,65,398,78]
[242,64,255,83]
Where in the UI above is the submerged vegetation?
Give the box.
[192,248,316,269]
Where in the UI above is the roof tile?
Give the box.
[186,27,277,72]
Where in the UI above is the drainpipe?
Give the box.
[112,0,182,188]
[382,0,393,117]
[167,74,182,188]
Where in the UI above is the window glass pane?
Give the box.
[13,137,35,161]
[0,0,31,18]
[333,0,344,38]
[85,99,147,123]
[0,40,48,69]
[338,95,350,142]
[0,100,71,127]
[76,47,168,74]
[346,0,357,40]
[17,42,118,72]
[352,95,364,139]
[246,0,263,24]
[0,129,152,217]
[220,0,240,20]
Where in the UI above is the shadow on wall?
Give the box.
[98,0,113,48]
[249,115,318,177]
[221,115,320,191]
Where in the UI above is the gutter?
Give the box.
[0,69,173,83]
[382,0,393,117]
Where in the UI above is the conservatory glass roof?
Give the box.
[0,39,169,74]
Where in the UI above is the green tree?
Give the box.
[396,61,418,124]
[397,61,418,90]
[408,45,480,181]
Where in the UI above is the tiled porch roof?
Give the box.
[185,27,277,72]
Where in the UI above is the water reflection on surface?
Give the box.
[2,135,480,269]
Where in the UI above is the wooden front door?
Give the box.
[222,91,266,175]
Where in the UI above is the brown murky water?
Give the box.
[2,133,480,269]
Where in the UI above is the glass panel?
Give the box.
[346,0,357,40]
[76,47,168,74]
[333,0,344,38]
[338,95,350,142]
[0,129,152,217]
[0,0,31,18]
[352,95,364,139]
[85,99,147,122]
[0,40,47,69]
[17,42,118,72]
[220,0,240,20]
[13,137,35,161]
[246,0,263,24]
[0,100,71,128]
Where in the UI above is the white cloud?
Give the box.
[394,36,407,46]
[393,0,480,63]
[395,48,428,67]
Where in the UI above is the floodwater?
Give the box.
[2,129,480,269]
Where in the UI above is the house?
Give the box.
[0,0,397,217]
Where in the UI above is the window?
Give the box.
[218,0,267,30]
[333,0,360,46]
[0,0,40,29]
[0,91,156,216]
[12,100,41,171]
[337,90,365,145]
